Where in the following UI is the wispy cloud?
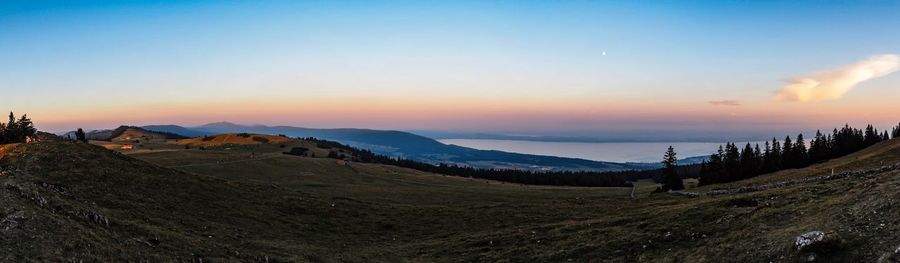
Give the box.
[708,100,741,106]
[774,54,900,102]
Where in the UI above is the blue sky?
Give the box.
[2,1,899,138]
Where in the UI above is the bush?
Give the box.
[283,147,310,156]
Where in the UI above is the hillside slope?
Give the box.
[0,139,384,261]
[132,136,900,262]
[3,137,900,261]
[176,133,292,146]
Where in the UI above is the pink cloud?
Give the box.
[708,100,741,106]
[774,54,900,102]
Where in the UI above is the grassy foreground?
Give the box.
[1,133,900,261]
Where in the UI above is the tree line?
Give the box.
[698,123,898,186]
[0,112,37,144]
[296,137,700,187]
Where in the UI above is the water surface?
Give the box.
[438,139,753,163]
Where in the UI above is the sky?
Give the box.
[2,0,900,139]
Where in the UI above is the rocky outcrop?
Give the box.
[795,231,840,253]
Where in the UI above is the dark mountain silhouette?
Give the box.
[142,125,210,137]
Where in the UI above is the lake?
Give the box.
[438,139,758,163]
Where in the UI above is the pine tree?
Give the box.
[809,130,825,163]
[761,141,772,173]
[864,124,880,146]
[0,123,5,144]
[782,136,794,168]
[5,112,19,142]
[699,146,726,186]
[794,134,809,167]
[16,114,36,141]
[739,143,757,179]
[770,138,782,171]
[754,144,762,173]
[892,123,900,139]
[661,146,683,191]
[724,143,741,181]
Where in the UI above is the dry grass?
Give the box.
[1,137,899,261]
[176,133,292,146]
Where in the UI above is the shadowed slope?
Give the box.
[0,139,374,261]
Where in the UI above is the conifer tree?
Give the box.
[724,143,741,181]
[16,114,36,141]
[661,146,683,191]
[699,146,726,186]
[5,112,19,142]
[864,125,880,146]
[754,144,762,173]
[761,141,772,173]
[892,123,900,139]
[770,138,782,171]
[739,143,757,179]
[782,136,794,168]
[794,134,809,167]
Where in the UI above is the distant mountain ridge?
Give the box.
[135,122,655,172]
[61,126,188,141]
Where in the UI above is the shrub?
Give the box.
[283,147,310,156]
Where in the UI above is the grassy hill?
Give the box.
[110,127,170,142]
[3,135,900,261]
[176,133,292,146]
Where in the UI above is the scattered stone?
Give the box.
[1,211,26,231]
[877,246,900,263]
[795,231,840,253]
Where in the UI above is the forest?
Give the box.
[698,123,899,185]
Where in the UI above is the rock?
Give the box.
[877,246,900,263]
[795,231,840,253]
